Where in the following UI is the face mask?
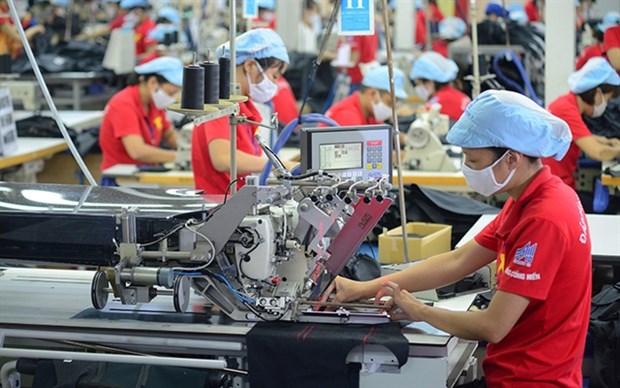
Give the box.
[247,62,278,103]
[592,90,607,118]
[461,151,516,196]
[152,88,176,109]
[371,97,393,122]
[415,84,431,101]
[123,12,138,29]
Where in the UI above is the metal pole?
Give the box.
[381,0,410,263]
[470,0,481,99]
[229,1,238,194]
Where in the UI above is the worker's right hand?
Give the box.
[320,276,362,304]
[282,160,299,171]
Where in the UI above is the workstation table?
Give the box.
[0,137,67,170]
[13,110,104,132]
[0,267,477,388]
[18,71,113,110]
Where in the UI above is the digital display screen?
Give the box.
[319,142,362,170]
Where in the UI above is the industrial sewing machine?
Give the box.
[0,159,392,324]
[403,104,460,172]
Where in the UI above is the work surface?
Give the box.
[457,213,620,264]
[0,267,476,387]
[0,137,67,170]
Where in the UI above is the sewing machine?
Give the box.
[403,104,459,173]
[0,169,392,324]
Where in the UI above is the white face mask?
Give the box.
[415,84,431,101]
[592,90,608,118]
[123,11,139,29]
[152,88,176,109]
[461,151,516,197]
[371,97,393,122]
[247,62,278,103]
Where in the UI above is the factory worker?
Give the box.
[543,57,620,190]
[119,0,156,64]
[191,29,297,194]
[604,24,620,71]
[432,16,467,57]
[409,51,471,121]
[325,65,408,126]
[326,90,591,388]
[147,6,187,45]
[99,57,181,181]
[576,11,619,70]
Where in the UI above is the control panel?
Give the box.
[301,125,392,182]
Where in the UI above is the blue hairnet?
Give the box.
[447,90,571,161]
[157,6,179,25]
[120,0,148,9]
[134,56,183,86]
[52,0,68,6]
[257,0,275,10]
[362,66,408,99]
[148,24,187,44]
[409,51,459,83]
[439,17,466,40]
[485,2,507,17]
[216,28,289,66]
[506,3,528,25]
[598,11,620,33]
[568,57,620,94]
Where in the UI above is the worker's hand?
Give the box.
[27,24,46,36]
[380,281,428,322]
[320,276,362,304]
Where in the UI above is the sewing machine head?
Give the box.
[0,173,392,324]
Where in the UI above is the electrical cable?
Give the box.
[6,0,97,186]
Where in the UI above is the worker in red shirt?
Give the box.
[432,16,467,58]
[604,24,620,71]
[576,11,619,70]
[335,32,379,92]
[119,0,156,64]
[409,51,471,122]
[325,65,408,126]
[414,0,444,49]
[327,90,591,388]
[524,0,540,23]
[99,57,182,184]
[249,0,277,30]
[191,29,297,195]
[543,57,620,190]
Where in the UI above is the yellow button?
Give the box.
[377,163,382,169]
[367,163,372,170]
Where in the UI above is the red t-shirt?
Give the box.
[134,18,156,56]
[575,45,605,70]
[99,85,172,170]
[192,100,263,194]
[427,85,471,121]
[524,1,539,22]
[271,77,299,126]
[108,14,125,30]
[475,167,591,388]
[338,34,378,84]
[325,92,379,126]
[542,93,592,189]
[604,25,620,53]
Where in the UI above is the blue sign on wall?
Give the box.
[339,0,375,36]
[243,0,258,19]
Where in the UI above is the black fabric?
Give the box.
[283,51,337,113]
[12,38,110,74]
[375,185,500,248]
[246,322,409,388]
[475,20,506,45]
[16,115,99,156]
[584,96,620,139]
[340,253,381,281]
[589,283,620,388]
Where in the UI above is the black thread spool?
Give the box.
[218,57,231,99]
[180,63,205,110]
[201,60,220,104]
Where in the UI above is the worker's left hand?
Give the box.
[380,281,428,322]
